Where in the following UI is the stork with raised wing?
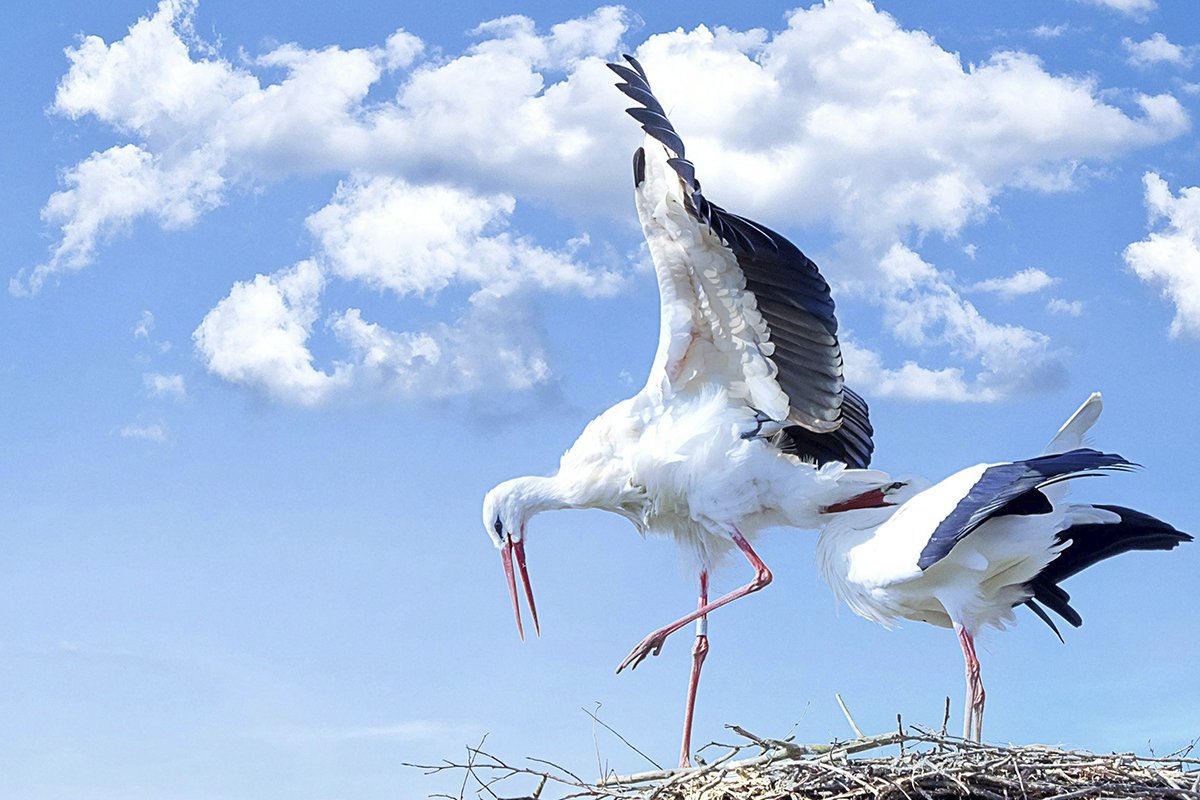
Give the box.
[815,393,1191,741]
[481,55,888,767]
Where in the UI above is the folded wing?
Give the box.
[917,449,1137,570]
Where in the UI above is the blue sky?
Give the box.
[2,0,1198,797]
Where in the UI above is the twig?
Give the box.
[1012,755,1030,800]
[461,735,486,800]
[582,705,662,771]
[837,693,866,739]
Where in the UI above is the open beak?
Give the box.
[500,534,540,640]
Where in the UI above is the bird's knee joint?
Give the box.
[754,567,773,589]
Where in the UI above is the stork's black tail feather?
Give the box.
[1023,504,1191,637]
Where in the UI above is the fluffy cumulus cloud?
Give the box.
[11,145,223,295]
[305,176,620,299]
[970,268,1057,298]
[1124,33,1197,68]
[1124,173,1200,339]
[623,3,1186,249]
[194,265,555,405]
[327,301,552,399]
[192,176,607,404]
[844,246,1065,401]
[23,0,1194,403]
[193,261,348,405]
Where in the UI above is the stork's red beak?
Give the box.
[500,535,539,640]
[821,487,896,514]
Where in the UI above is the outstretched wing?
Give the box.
[608,55,873,467]
[917,449,1137,570]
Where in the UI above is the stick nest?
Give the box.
[408,724,1200,800]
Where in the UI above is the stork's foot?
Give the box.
[616,627,670,673]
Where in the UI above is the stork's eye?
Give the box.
[493,517,504,535]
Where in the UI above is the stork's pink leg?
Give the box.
[617,528,771,673]
[678,571,709,769]
[955,623,984,741]
[973,655,986,741]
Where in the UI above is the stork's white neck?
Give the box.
[495,467,641,537]
[506,475,577,516]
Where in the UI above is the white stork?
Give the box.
[482,55,890,767]
[815,393,1192,741]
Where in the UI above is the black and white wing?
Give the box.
[607,55,874,469]
[916,449,1137,570]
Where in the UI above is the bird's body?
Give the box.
[817,463,1123,633]
[511,387,883,568]
[483,55,890,767]
[814,394,1191,740]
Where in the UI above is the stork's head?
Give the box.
[482,476,554,641]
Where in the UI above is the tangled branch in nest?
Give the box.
[406,724,1200,800]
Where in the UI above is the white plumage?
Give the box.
[815,393,1190,740]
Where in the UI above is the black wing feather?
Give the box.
[1022,503,1190,632]
[607,54,868,453]
[917,449,1137,571]
[775,388,874,469]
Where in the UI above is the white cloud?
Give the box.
[841,246,1065,401]
[1032,23,1069,39]
[306,175,621,299]
[630,7,1186,249]
[11,144,223,294]
[193,261,347,405]
[1124,173,1200,338]
[28,0,1195,402]
[1071,0,1156,20]
[190,260,562,406]
[193,173,611,404]
[843,341,985,402]
[962,244,977,259]
[24,0,1189,291]
[119,421,168,441]
[1047,298,1084,316]
[383,30,423,70]
[20,0,634,298]
[1124,33,1196,68]
[133,310,155,338]
[193,268,554,405]
[143,372,187,399]
[328,299,552,398]
[970,267,1057,298]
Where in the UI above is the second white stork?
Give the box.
[815,393,1191,741]
[481,55,890,767]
